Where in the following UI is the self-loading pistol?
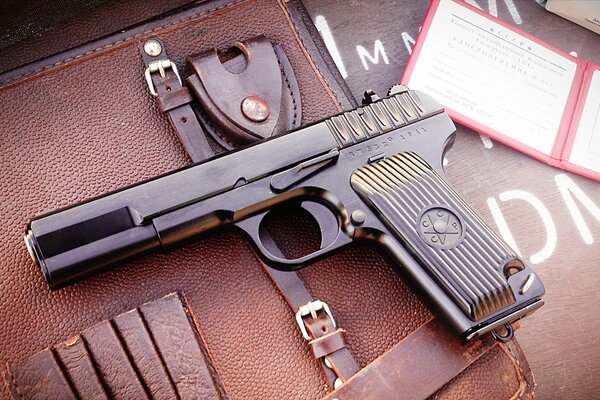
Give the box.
[24,86,544,341]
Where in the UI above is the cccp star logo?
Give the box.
[417,207,464,249]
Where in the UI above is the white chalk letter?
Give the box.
[555,174,600,245]
[357,40,389,71]
[314,15,348,79]
[401,31,416,55]
[487,190,556,264]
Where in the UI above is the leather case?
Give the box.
[0,0,535,398]
[5,293,226,399]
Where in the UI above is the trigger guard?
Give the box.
[300,201,338,249]
[235,210,351,271]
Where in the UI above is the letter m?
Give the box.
[356,40,389,71]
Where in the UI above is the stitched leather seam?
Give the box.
[501,343,529,400]
[278,58,299,126]
[275,0,343,112]
[5,364,25,400]
[0,0,247,88]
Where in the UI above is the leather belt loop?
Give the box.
[309,329,348,359]
[157,88,194,113]
[140,38,213,163]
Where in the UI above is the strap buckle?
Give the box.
[295,300,336,341]
[144,59,182,97]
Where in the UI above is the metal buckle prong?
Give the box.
[295,300,336,341]
[144,59,182,97]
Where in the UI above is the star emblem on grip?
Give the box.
[417,207,464,250]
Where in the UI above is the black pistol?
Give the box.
[24,86,544,341]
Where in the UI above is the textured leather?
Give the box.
[5,351,76,400]
[0,0,534,399]
[5,293,226,399]
[188,36,302,149]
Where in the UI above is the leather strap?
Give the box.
[141,38,213,163]
[266,266,360,389]
[323,318,499,400]
[309,329,348,359]
[140,36,358,391]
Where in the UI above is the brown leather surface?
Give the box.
[54,338,108,399]
[5,351,76,400]
[82,320,150,398]
[5,293,225,399]
[431,344,531,400]
[0,0,534,399]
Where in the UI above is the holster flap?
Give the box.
[187,35,301,149]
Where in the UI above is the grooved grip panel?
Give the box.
[351,152,517,321]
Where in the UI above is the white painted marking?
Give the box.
[501,0,522,24]
[487,197,522,256]
[401,31,416,55]
[356,40,389,71]
[488,0,498,17]
[488,190,557,264]
[314,15,348,79]
[556,174,600,245]
[479,134,494,149]
[569,51,578,57]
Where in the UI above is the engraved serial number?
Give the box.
[346,126,427,158]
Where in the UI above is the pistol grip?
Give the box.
[350,152,543,327]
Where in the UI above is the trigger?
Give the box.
[300,202,338,249]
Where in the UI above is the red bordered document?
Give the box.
[402,0,600,181]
